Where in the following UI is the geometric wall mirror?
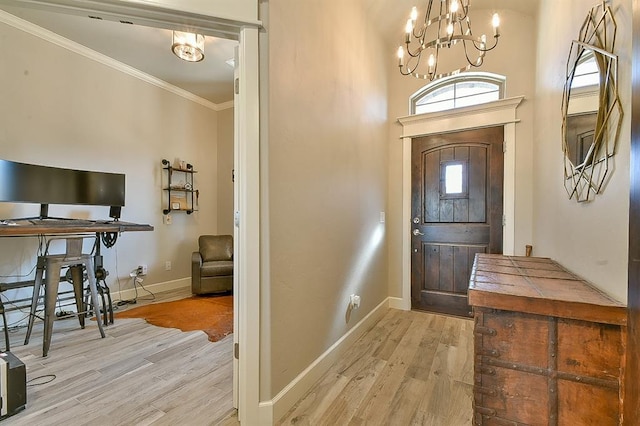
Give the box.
[561,1,622,202]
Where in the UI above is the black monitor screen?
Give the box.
[0,159,125,207]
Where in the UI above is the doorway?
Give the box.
[397,97,523,311]
[0,2,261,423]
[410,127,504,317]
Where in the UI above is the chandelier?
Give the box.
[397,0,500,81]
[172,31,205,62]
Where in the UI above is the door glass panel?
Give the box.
[445,164,463,194]
[440,160,468,199]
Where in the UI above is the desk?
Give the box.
[0,218,154,351]
[0,219,153,236]
[468,254,626,425]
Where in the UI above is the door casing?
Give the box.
[0,2,263,424]
[397,97,523,311]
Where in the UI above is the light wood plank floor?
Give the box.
[278,309,474,426]
[6,287,238,425]
[6,289,473,425]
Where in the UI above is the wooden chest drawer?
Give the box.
[469,255,626,426]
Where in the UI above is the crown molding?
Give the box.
[0,9,230,112]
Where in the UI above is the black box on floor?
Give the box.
[0,351,26,420]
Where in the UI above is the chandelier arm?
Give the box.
[405,42,426,59]
[461,39,485,68]
[471,36,500,52]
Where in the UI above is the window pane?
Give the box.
[416,99,455,114]
[416,85,455,106]
[455,81,497,97]
[445,164,463,194]
[411,74,505,114]
[455,91,500,108]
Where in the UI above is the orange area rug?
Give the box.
[114,295,233,342]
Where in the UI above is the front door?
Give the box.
[411,126,504,317]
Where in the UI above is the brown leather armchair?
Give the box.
[191,235,233,295]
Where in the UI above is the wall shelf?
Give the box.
[161,159,198,214]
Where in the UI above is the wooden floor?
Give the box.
[6,287,238,425]
[6,289,473,425]
[278,309,474,426]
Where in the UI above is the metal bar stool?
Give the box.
[24,236,105,357]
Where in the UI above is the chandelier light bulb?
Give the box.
[406,18,414,34]
[397,46,405,66]
[406,18,413,43]
[492,13,501,37]
[450,0,459,14]
[410,6,418,22]
[428,53,436,74]
[447,22,454,36]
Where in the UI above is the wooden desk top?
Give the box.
[0,218,153,236]
[468,254,626,326]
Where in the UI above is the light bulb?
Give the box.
[405,18,413,43]
[492,13,500,37]
[428,54,436,75]
[410,6,418,22]
[406,18,413,34]
[447,22,454,36]
[492,13,500,28]
[450,0,459,14]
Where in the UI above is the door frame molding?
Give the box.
[0,1,263,423]
[397,96,523,310]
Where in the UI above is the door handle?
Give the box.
[413,229,424,236]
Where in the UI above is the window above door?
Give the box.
[411,72,506,115]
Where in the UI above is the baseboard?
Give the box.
[259,297,392,424]
[4,278,191,328]
[388,296,409,310]
[111,277,191,302]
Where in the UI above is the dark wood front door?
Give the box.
[411,126,504,317]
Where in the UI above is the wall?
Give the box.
[533,0,631,303]
[120,0,258,22]
[0,19,222,321]
[263,0,389,399]
[217,106,235,235]
[386,7,537,298]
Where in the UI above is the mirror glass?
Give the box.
[565,50,600,169]
[561,2,621,202]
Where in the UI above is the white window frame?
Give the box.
[410,72,506,115]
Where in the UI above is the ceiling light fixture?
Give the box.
[171,31,205,62]
[397,0,500,81]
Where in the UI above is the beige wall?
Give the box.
[532,0,631,303]
[263,0,390,398]
[217,106,235,236]
[386,7,537,298]
[0,21,223,318]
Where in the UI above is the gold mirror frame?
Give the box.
[561,2,622,202]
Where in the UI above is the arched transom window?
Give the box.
[411,72,506,114]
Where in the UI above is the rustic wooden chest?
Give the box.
[468,254,627,425]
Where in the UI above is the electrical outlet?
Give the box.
[137,264,148,275]
[165,260,172,271]
[164,214,172,225]
[350,294,361,310]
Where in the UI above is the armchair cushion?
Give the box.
[201,260,234,277]
[199,235,233,262]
